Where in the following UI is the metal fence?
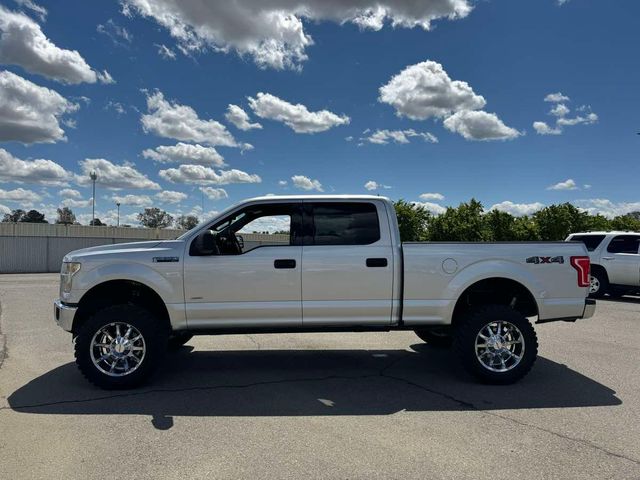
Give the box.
[0,223,289,273]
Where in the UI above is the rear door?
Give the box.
[603,235,640,286]
[301,200,394,326]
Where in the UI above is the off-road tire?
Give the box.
[589,270,609,299]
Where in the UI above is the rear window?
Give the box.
[309,202,380,246]
[607,235,640,254]
[570,234,606,252]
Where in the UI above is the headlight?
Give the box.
[60,262,81,295]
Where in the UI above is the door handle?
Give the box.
[366,258,388,267]
[274,259,296,269]
[602,257,614,261]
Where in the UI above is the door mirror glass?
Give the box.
[190,230,218,256]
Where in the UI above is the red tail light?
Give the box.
[570,256,590,287]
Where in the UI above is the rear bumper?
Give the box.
[54,299,77,332]
[582,298,596,319]
[536,298,595,324]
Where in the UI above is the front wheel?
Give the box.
[74,304,168,389]
[454,305,538,384]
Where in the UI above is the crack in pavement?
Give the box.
[2,354,638,467]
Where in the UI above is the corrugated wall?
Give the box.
[0,224,289,273]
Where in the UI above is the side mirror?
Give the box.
[191,230,218,256]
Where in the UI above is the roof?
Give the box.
[570,231,640,235]
[244,194,391,202]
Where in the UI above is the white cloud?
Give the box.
[105,100,127,115]
[155,190,187,204]
[142,142,226,167]
[583,184,592,190]
[0,187,41,202]
[141,90,240,147]
[419,192,444,201]
[544,92,570,103]
[225,104,262,131]
[443,110,521,141]
[0,6,112,84]
[547,178,578,191]
[549,103,569,117]
[111,194,153,207]
[0,70,79,144]
[120,0,472,70]
[58,188,82,199]
[557,112,598,127]
[248,92,349,133]
[13,1,47,21]
[533,121,562,135]
[413,201,446,215]
[76,158,161,190]
[155,43,176,59]
[0,148,70,185]
[363,128,438,145]
[278,180,288,187]
[199,186,228,200]
[573,199,640,219]
[97,19,132,45]
[60,197,93,208]
[489,201,545,216]
[0,202,9,214]
[159,164,261,185]
[291,175,323,191]
[364,180,391,191]
[379,60,485,120]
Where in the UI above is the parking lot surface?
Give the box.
[0,273,639,479]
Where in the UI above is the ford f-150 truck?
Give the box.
[54,195,595,389]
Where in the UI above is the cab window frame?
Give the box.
[303,202,381,246]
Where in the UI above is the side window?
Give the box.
[238,215,292,250]
[309,202,380,246]
[571,235,606,252]
[607,235,640,254]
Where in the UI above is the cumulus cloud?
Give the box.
[534,93,598,135]
[142,142,225,167]
[573,199,640,219]
[155,190,187,204]
[419,192,444,201]
[443,110,521,141]
[159,164,261,185]
[0,148,70,185]
[362,128,438,145]
[141,90,240,147]
[120,0,472,70]
[76,158,161,190]
[111,194,153,207]
[363,180,391,191]
[291,175,323,191]
[547,178,578,191]
[0,71,79,144]
[60,197,93,208]
[379,60,485,120]
[0,6,113,84]
[489,201,545,216]
[278,180,288,187]
[0,187,41,202]
[413,201,446,215]
[248,92,349,133]
[199,186,228,200]
[58,188,82,199]
[225,104,262,131]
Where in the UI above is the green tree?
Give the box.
[137,208,174,228]
[19,209,47,223]
[484,210,518,241]
[584,214,611,232]
[90,218,105,226]
[393,199,430,241]
[2,209,26,222]
[610,214,640,232]
[428,199,488,241]
[512,216,540,241]
[533,203,590,240]
[176,214,199,230]
[56,207,76,225]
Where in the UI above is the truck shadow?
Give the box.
[8,344,621,429]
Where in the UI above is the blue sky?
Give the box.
[0,0,639,225]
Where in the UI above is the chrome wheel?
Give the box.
[589,275,600,294]
[475,321,525,373]
[90,322,146,377]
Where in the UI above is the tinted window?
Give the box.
[310,203,380,245]
[570,234,606,252]
[607,235,640,254]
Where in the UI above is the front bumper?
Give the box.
[54,299,77,332]
[582,298,596,319]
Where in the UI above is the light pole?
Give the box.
[90,171,97,225]
[116,202,121,227]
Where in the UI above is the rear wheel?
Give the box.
[414,328,452,347]
[74,304,168,389]
[454,305,538,384]
[589,270,608,298]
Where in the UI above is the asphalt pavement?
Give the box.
[0,273,639,479]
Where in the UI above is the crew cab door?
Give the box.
[602,235,640,286]
[301,201,394,326]
[183,202,303,328]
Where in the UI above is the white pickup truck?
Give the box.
[54,195,595,389]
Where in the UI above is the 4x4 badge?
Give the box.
[526,256,564,264]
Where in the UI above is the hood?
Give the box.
[64,240,183,262]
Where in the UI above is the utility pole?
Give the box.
[90,171,97,225]
[116,201,121,227]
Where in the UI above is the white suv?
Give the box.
[567,232,640,298]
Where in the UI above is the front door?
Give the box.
[183,202,303,328]
[603,235,640,286]
[301,201,395,326]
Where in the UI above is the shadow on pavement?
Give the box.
[8,344,621,428]
[602,294,640,304]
